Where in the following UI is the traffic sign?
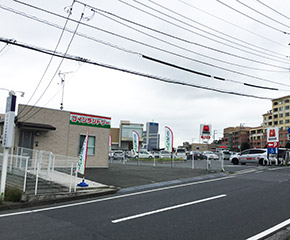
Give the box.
[267,148,278,154]
[288,128,290,134]
[267,142,279,148]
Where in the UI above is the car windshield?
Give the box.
[177,149,186,153]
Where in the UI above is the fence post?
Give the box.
[23,156,29,192]
[191,154,195,170]
[74,163,78,192]
[69,162,73,193]
[51,156,56,181]
[220,153,225,172]
[46,152,52,180]
[35,151,43,195]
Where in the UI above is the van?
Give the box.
[174,148,187,160]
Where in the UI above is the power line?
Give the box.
[148,0,289,61]
[0,37,274,101]
[142,55,280,91]
[18,0,75,118]
[216,0,290,35]
[236,0,290,29]
[177,0,290,51]
[2,3,289,89]
[91,7,289,72]
[18,12,84,122]
[255,0,290,22]
[117,0,290,64]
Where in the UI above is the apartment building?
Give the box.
[221,126,250,151]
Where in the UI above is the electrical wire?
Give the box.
[216,0,290,34]
[236,0,290,29]
[117,0,290,64]
[17,0,75,118]
[18,12,84,122]
[255,0,290,22]
[0,37,275,101]
[142,55,280,91]
[92,7,289,72]
[177,0,290,51]
[148,0,289,61]
[1,4,290,89]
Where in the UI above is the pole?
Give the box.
[0,148,9,200]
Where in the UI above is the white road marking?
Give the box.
[0,176,233,218]
[255,171,263,174]
[246,218,290,240]
[112,194,227,224]
[269,167,287,171]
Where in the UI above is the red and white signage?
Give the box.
[267,142,279,148]
[200,124,212,142]
[267,127,279,142]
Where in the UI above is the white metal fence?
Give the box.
[109,154,225,171]
[1,147,80,196]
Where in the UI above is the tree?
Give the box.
[285,141,290,149]
[241,142,250,151]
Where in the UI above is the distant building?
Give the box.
[221,126,250,152]
[110,120,143,150]
[143,122,160,151]
[222,95,290,151]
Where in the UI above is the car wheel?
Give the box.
[232,158,239,165]
[149,156,153,159]
[259,159,264,165]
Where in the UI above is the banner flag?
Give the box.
[165,126,173,153]
[78,129,89,175]
[132,130,140,153]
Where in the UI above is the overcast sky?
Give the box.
[1,0,290,147]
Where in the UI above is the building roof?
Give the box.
[17,122,56,131]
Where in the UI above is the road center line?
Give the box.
[0,176,233,219]
[112,194,227,224]
[246,218,290,240]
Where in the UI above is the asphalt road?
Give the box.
[0,166,290,239]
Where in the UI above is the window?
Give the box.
[280,134,283,138]
[279,120,283,124]
[269,116,272,120]
[274,121,278,125]
[279,100,283,104]
[286,113,290,117]
[286,120,290,124]
[274,115,278,119]
[279,107,283,111]
[286,106,290,110]
[79,135,95,155]
[273,108,278,112]
[274,102,278,106]
[280,127,283,131]
[279,113,283,118]
[285,99,290,103]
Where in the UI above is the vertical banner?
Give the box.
[165,126,174,153]
[78,129,89,176]
[132,130,140,153]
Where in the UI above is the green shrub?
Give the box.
[4,187,22,202]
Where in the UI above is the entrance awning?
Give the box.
[17,122,56,131]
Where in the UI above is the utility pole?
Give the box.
[1,91,16,200]
[58,71,73,110]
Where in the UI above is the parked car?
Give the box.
[188,151,204,160]
[134,150,154,159]
[174,148,187,160]
[113,150,124,160]
[150,151,160,158]
[221,150,231,160]
[231,148,277,165]
[203,151,219,160]
[159,150,172,159]
[108,150,114,159]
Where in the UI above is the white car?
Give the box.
[203,151,219,160]
[174,148,187,160]
[134,150,154,159]
[159,150,172,159]
[231,148,277,165]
